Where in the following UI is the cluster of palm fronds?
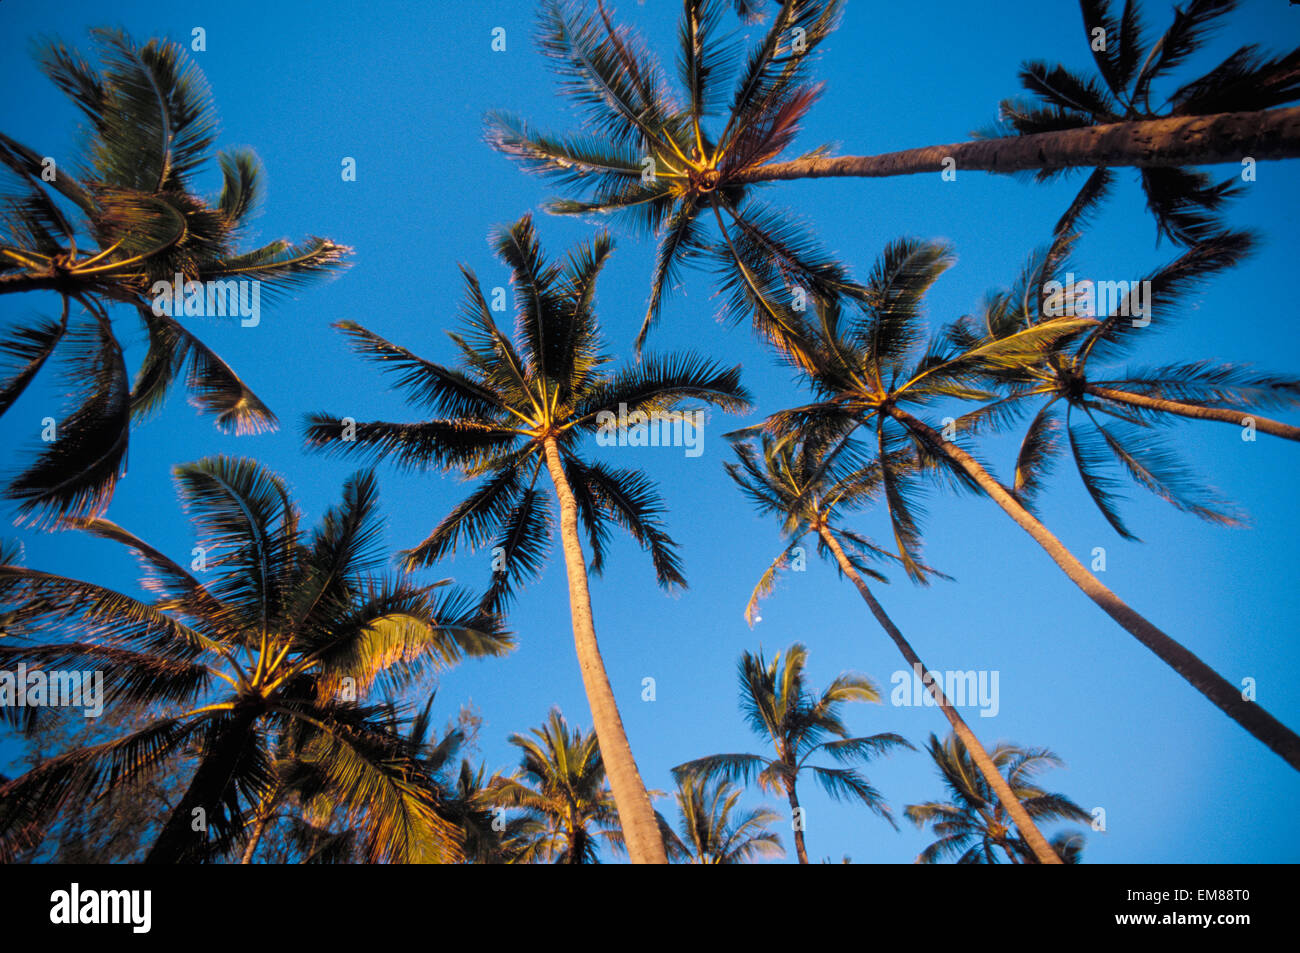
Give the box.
[2,0,1298,864]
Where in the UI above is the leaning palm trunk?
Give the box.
[1085,385,1300,442]
[541,437,667,864]
[818,528,1062,865]
[732,107,1300,183]
[887,406,1300,772]
[146,708,260,864]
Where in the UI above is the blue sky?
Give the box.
[1,0,1298,862]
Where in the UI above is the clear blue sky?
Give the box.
[2,0,1297,862]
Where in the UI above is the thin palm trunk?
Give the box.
[785,780,809,865]
[239,785,280,864]
[732,106,1300,183]
[145,707,259,864]
[886,404,1300,772]
[818,527,1063,864]
[1085,384,1300,441]
[541,436,667,864]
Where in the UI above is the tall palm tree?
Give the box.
[744,239,1300,771]
[726,430,1065,864]
[489,0,1299,351]
[662,776,785,863]
[906,733,1090,864]
[948,228,1300,544]
[674,642,910,864]
[0,457,508,863]
[991,0,1300,245]
[302,215,750,863]
[0,29,349,522]
[485,708,623,864]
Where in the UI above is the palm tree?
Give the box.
[906,733,1090,864]
[662,776,785,863]
[726,430,1065,863]
[674,642,910,863]
[0,29,349,522]
[948,229,1300,543]
[489,0,1299,351]
[744,238,1300,771]
[991,0,1300,245]
[302,215,750,863]
[485,708,623,864]
[0,457,508,863]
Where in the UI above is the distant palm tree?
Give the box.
[662,776,784,863]
[0,29,349,522]
[948,226,1299,544]
[485,708,622,864]
[303,214,750,863]
[0,457,507,864]
[992,0,1300,245]
[726,430,1064,864]
[489,0,1299,352]
[744,238,1300,771]
[674,643,910,864]
[906,733,1090,864]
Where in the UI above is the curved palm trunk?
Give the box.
[732,106,1300,183]
[785,780,809,865]
[817,528,1063,865]
[146,708,259,864]
[887,405,1300,772]
[239,786,280,864]
[541,437,667,864]
[1085,384,1300,441]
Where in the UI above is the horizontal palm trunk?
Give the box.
[541,436,668,864]
[1086,384,1300,441]
[146,707,259,864]
[733,106,1300,182]
[817,527,1063,864]
[886,405,1300,773]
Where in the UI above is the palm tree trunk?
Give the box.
[732,106,1300,182]
[817,527,1063,865]
[541,436,667,864]
[785,781,809,865]
[239,787,279,864]
[1085,384,1300,441]
[886,404,1300,772]
[145,708,259,864]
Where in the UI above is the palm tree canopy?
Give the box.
[989,0,1300,244]
[0,456,508,862]
[674,642,911,824]
[0,29,350,523]
[905,732,1090,864]
[662,776,784,863]
[487,0,866,352]
[304,213,750,617]
[485,707,622,863]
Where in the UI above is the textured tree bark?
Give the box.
[732,107,1300,182]
[786,781,809,865]
[541,436,668,864]
[818,527,1062,864]
[1085,384,1300,441]
[145,708,259,864]
[886,405,1300,773]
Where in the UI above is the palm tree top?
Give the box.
[305,214,751,615]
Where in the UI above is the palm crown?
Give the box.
[488,0,864,352]
[304,214,750,616]
[992,0,1300,244]
[662,776,784,863]
[0,29,349,522]
[0,456,508,863]
[905,732,1090,864]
